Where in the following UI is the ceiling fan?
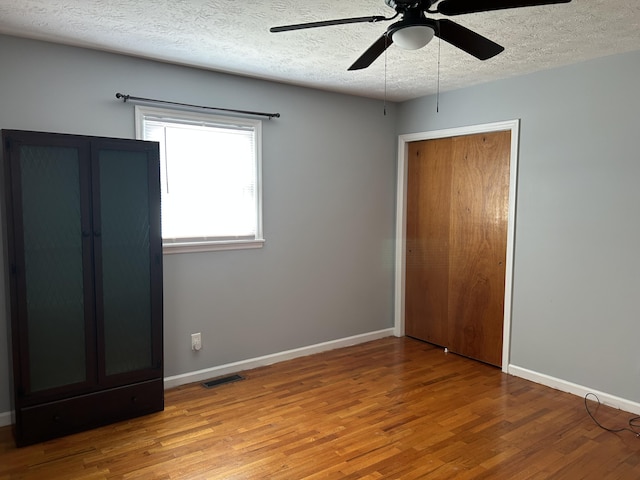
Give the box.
[270,0,573,70]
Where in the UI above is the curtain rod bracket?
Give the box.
[115,92,280,119]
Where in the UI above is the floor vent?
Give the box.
[202,374,244,389]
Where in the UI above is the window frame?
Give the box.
[135,105,264,254]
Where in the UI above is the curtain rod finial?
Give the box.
[115,93,130,102]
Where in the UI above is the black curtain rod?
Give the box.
[115,93,280,119]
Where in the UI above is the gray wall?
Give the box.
[397,50,640,403]
[0,35,397,414]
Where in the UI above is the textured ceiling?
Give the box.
[0,1,639,102]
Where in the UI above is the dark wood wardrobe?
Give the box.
[1,130,164,446]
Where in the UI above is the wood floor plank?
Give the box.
[1,337,640,479]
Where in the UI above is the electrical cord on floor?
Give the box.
[584,392,640,437]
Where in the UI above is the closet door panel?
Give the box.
[405,138,452,346]
[447,131,510,367]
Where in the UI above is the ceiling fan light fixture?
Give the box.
[392,25,435,50]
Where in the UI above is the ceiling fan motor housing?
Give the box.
[387,6,437,50]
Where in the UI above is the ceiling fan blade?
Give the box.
[437,0,571,16]
[270,16,386,33]
[436,19,504,60]
[348,34,393,71]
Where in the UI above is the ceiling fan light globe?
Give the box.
[392,25,435,50]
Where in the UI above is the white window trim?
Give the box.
[134,105,264,254]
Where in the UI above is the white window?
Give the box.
[135,106,264,253]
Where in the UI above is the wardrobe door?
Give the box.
[93,140,162,383]
[5,134,96,400]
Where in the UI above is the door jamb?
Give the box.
[393,120,520,373]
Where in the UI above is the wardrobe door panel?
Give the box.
[17,144,91,393]
[97,148,154,377]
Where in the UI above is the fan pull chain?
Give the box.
[436,34,441,113]
[383,34,388,116]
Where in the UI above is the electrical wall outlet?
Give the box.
[191,332,202,351]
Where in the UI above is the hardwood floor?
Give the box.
[1,337,639,479]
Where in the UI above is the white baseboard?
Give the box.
[0,410,13,428]
[508,364,640,416]
[163,328,395,390]
[0,329,394,428]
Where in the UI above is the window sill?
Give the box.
[162,239,265,254]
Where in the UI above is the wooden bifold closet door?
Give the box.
[405,131,510,367]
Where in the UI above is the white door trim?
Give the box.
[393,120,520,373]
